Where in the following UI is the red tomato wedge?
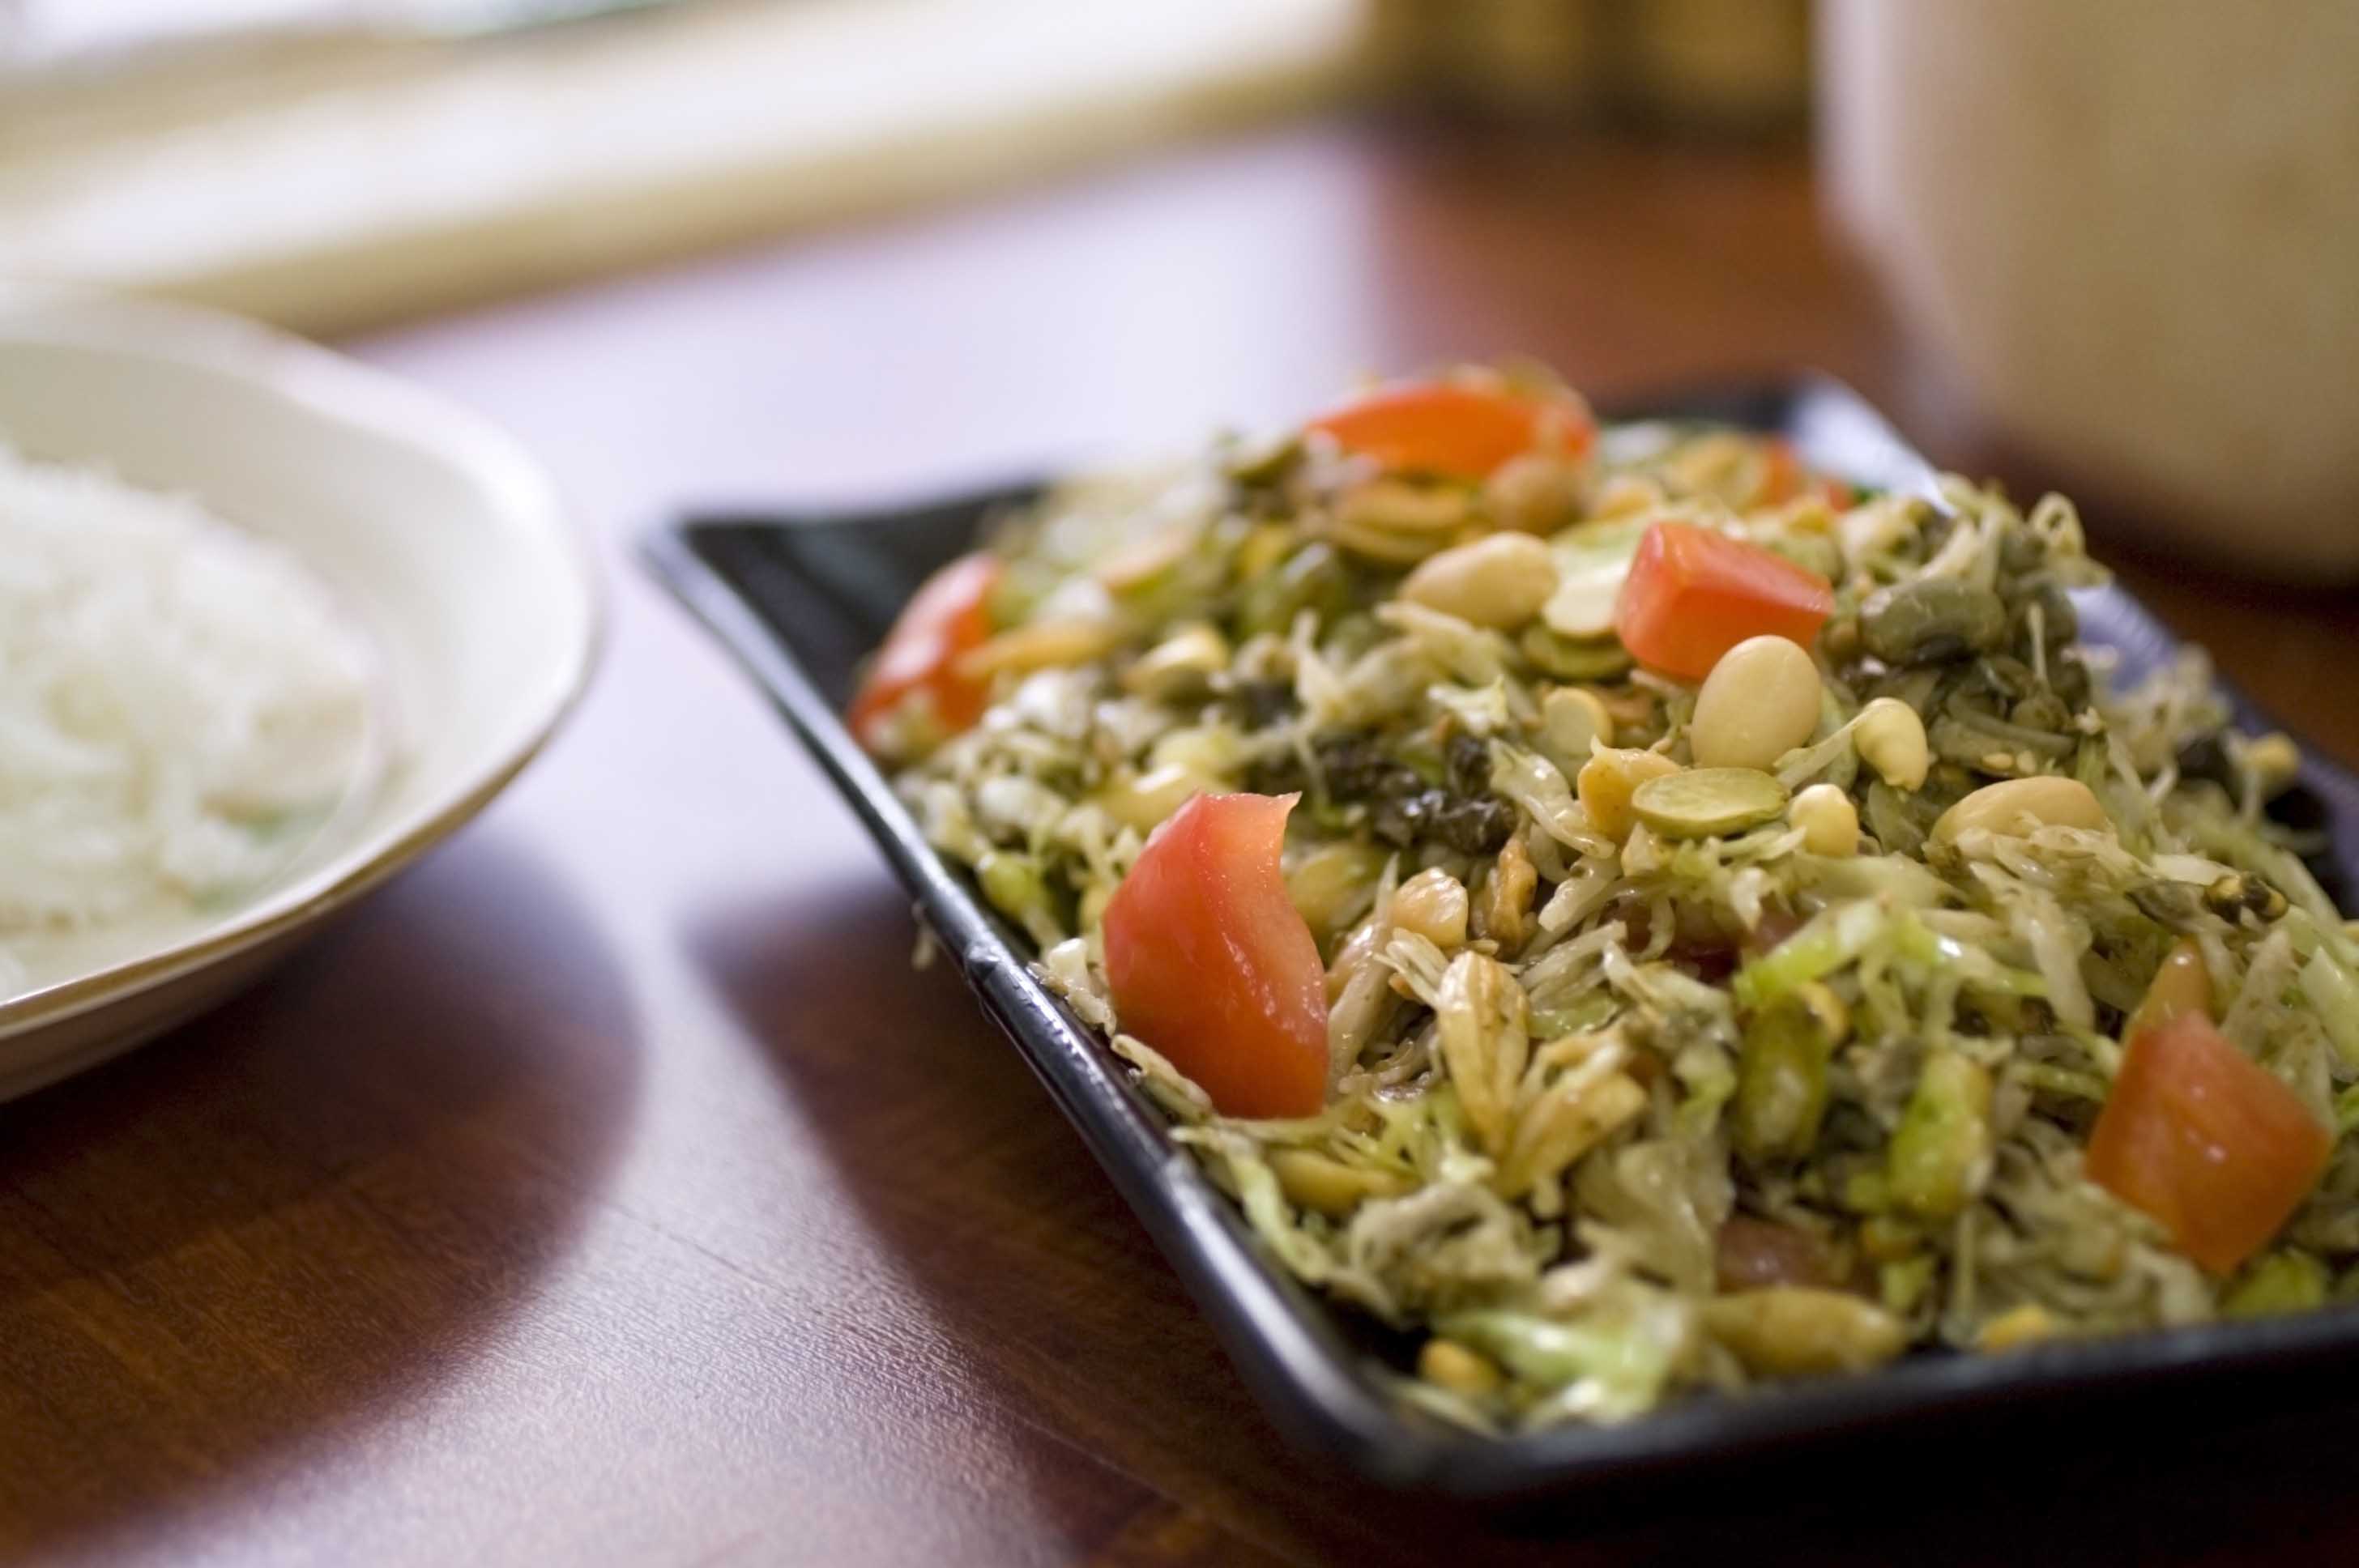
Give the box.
[1614,521,1835,681]
[1756,440,1856,509]
[1306,381,1593,481]
[1101,792,1329,1119]
[1757,439,1809,507]
[847,551,1001,753]
[2085,1014,2332,1276]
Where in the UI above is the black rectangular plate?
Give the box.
[642,377,2359,1503]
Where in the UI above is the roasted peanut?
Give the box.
[1399,532,1560,628]
[1691,636,1822,772]
[1932,776,2108,843]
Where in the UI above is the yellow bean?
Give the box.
[1576,747,1681,841]
[1417,1337,1504,1396]
[1390,867,1470,951]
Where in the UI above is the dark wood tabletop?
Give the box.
[6,119,2357,1568]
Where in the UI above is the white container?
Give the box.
[1819,0,2359,578]
[0,285,599,1097]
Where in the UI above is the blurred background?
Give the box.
[5,0,2354,577]
[1,0,1813,330]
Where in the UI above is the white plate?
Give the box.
[0,286,599,1098]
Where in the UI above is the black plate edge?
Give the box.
[637,517,1435,1489]
[639,373,2359,1506]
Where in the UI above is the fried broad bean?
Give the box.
[1630,767,1789,839]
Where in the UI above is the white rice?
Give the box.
[0,443,375,995]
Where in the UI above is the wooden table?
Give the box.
[6,121,2357,1568]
